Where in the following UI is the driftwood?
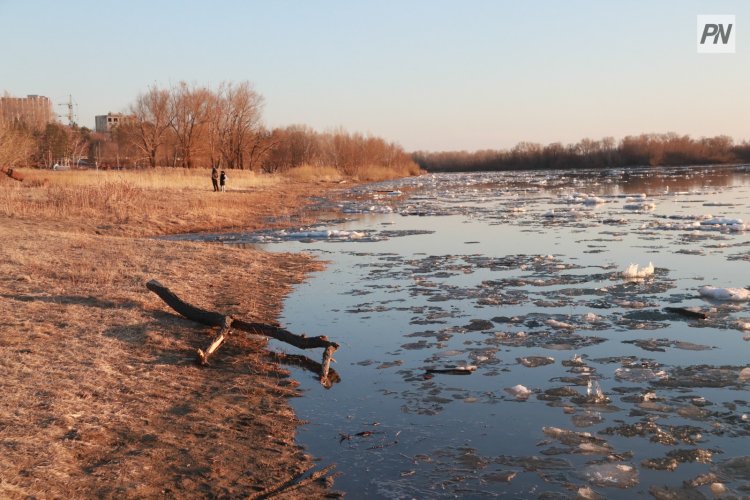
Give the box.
[146,279,339,387]
[1,166,23,182]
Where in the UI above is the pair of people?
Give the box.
[211,166,227,192]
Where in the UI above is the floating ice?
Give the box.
[586,379,605,400]
[517,356,555,368]
[279,229,367,240]
[327,229,366,239]
[614,367,668,382]
[542,427,612,453]
[578,462,639,488]
[504,384,531,400]
[622,262,654,279]
[701,217,745,230]
[698,286,750,302]
[623,195,655,211]
[564,193,607,205]
[576,486,603,500]
[546,319,575,330]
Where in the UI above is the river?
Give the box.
[241,166,750,497]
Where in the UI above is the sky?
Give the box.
[1,0,748,152]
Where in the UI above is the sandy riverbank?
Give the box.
[0,168,345,498]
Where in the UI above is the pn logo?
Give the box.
[697,15,735,53]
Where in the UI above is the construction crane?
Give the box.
[57,94,78,126]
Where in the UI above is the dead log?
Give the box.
[146,279,339,386]
[1,166,24,182]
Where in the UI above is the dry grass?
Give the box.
[21,167,280,190]
[0,168,349,498]
[285,164,344,183]
[0,168,331,237]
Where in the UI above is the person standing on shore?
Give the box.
[219,170,227,192]
[211,165,220,192]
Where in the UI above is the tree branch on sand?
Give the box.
[146,279,339,388]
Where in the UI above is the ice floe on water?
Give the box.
[623,198,656,211]
[504,384,532,400]
[621,261,654,279]
[564,192,608,205]
[698,285,750,301]
[701,216,746,231]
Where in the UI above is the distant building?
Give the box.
[95,112,132,133]
[0,94,55,131]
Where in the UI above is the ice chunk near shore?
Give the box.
[622,262,654,279]
[327,229,366,239]
[280,229,367,240]
[698,286,750,302]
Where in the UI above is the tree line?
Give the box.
[413,134,750,172]
[0,82,418,177]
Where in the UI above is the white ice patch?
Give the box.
[623,201,656,211]
[622,262,654,279]
[504,384,531,400]
[564,193,607,205]
[578,463,639,488]
[583,313,600,323]
[327,229,366,239]
[281,229,367,240]
[700,217,746,231]
[698,286,750,302]
[614,367,668,382]
[545,319,575,330]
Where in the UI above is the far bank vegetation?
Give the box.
[414,134,750,172]
[0,82,421,182]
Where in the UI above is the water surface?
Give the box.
[265,166,750,498]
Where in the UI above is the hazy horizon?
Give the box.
[1,0,748,152]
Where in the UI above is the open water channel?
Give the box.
[188,166,750,498]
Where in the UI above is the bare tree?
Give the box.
[128,86,172,168]
[0,121,35,167]
[214,81,264,169]
[169,82,211,168]
[247,128,276,172]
